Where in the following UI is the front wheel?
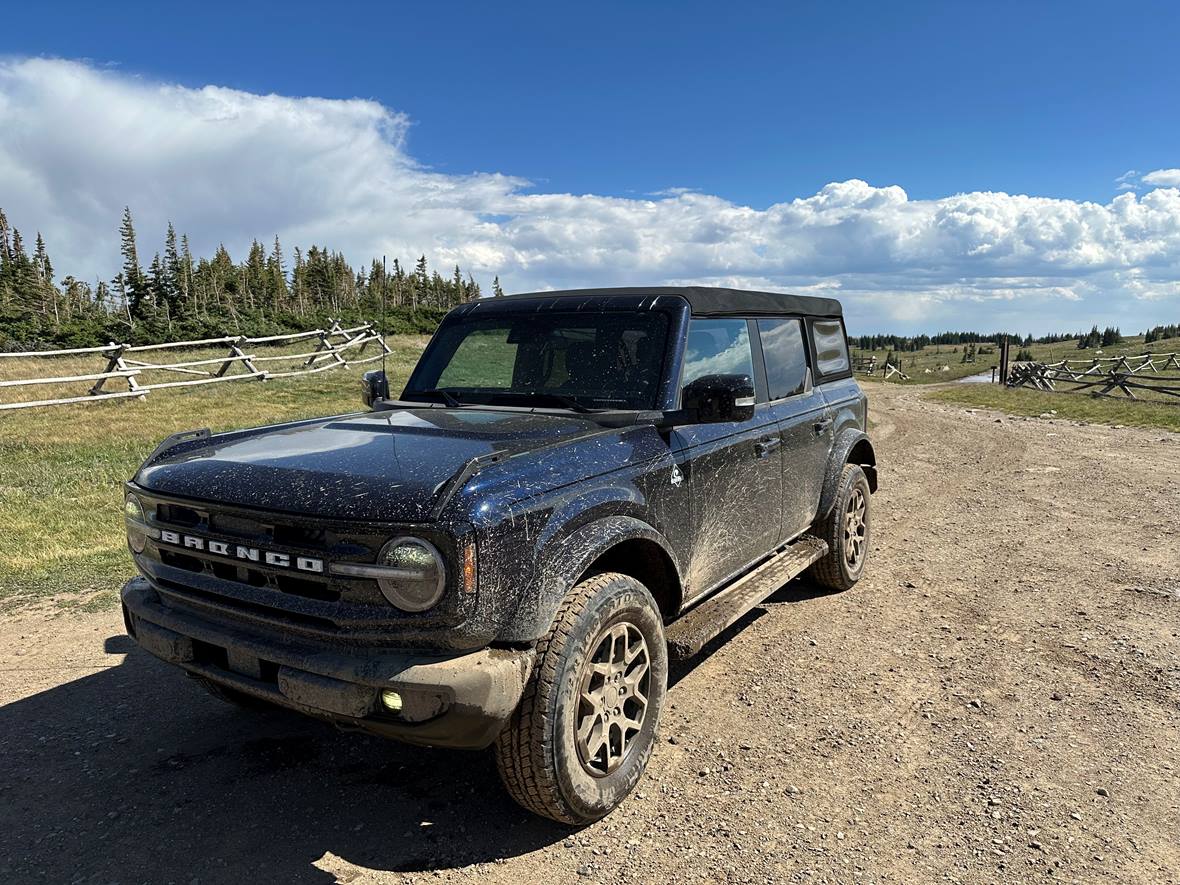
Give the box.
[494,572,668,824]
[807,463,872,591]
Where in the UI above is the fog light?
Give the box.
[380,689,403,713]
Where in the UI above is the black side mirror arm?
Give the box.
[653,408,696,429]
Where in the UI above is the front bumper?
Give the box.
[120,577,534,749]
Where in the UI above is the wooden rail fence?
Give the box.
[851,355,877,375]
[1007,352,1180,402]
[0,320,391,411]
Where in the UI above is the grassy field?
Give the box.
[854,333,1178,385]
[0,336,429,611]
[4,327,1178,611]
[927,383,1180,433]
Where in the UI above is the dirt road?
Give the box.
[2,383,1178,884]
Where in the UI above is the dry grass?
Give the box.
[0,336,429,610]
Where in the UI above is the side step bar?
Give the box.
[665,535,829,660]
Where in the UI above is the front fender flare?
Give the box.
[506,515,681,643]
[816,429,877,520]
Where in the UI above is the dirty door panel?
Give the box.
[770,392,831,537]
[757,318,833,538]
[673,318,783,597]
[671,407,782,598]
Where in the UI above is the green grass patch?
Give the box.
[0,336,428,610]
[926,385,1180,433]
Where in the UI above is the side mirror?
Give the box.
[681,373,755,423]
[361,369,389,408]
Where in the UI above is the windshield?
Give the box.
[405,312,670,410]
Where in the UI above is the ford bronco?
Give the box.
[120,286,876,823]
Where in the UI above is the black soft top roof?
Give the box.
[494,286,842,319]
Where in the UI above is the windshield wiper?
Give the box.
[488,391,600,413]
[410,388,466,407]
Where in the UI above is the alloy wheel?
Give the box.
[844,487,867,568]
[575,621,651,776]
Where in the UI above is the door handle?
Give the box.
[754,438,782,458]
[814,417,833,434]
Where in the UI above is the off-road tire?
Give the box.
[494,572,668,825]
[190,674,278,711]
[808,463,872,591]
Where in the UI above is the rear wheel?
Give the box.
[494,572,667,824]
[808,463,872,591]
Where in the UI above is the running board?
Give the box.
[665,535,828,660]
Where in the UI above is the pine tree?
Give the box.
[0,210,13,298]
[493,275,505,297]
[0,209,11,264]
[291,246,305,315]
[244,240,267,311]
[33,232,52,283]
[179,234,194,311]
[163,222,183,315]
[94,279,111,311]
[148,253,167,309]
[413,255,428,308]
[268,235,288,304]
[120,207,149,317]
[32,232,57,320]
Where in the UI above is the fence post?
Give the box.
[303,324,343,368]
[216,336,263,380]
[89,343,141,397]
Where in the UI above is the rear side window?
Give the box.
[811,319,850,376]
[757,318,809,399]
[681,319,754,392]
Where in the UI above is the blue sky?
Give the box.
[2,1,1179,334]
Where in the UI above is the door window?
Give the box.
[681,319,754,393]
[811,319,851,376]
[757,318,809,399]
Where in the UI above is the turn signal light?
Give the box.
[461,540,477,594]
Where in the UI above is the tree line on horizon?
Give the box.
[1,205,1174,353]
[0,207,509,349]
[849,323,1180,354]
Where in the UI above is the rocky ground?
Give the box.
[1,382,1177,884]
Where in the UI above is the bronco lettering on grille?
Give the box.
[157,530,325,573]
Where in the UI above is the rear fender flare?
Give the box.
[816,429,877,520]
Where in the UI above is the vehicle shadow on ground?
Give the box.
[0,637,568,885]
[1,577,838,883]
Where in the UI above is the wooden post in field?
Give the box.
[998,336,1010,385]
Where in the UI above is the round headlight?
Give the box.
[375,537,446,612]
[124,494,147,554]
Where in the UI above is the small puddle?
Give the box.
[957,370,996,383]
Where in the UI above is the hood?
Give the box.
[134,407,627,523]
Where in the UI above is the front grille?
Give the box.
[133,491,464,643]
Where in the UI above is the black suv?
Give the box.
[120,287,877,823]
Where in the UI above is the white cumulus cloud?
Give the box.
[1,57,1179,334]
[1141,168,1180,188]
